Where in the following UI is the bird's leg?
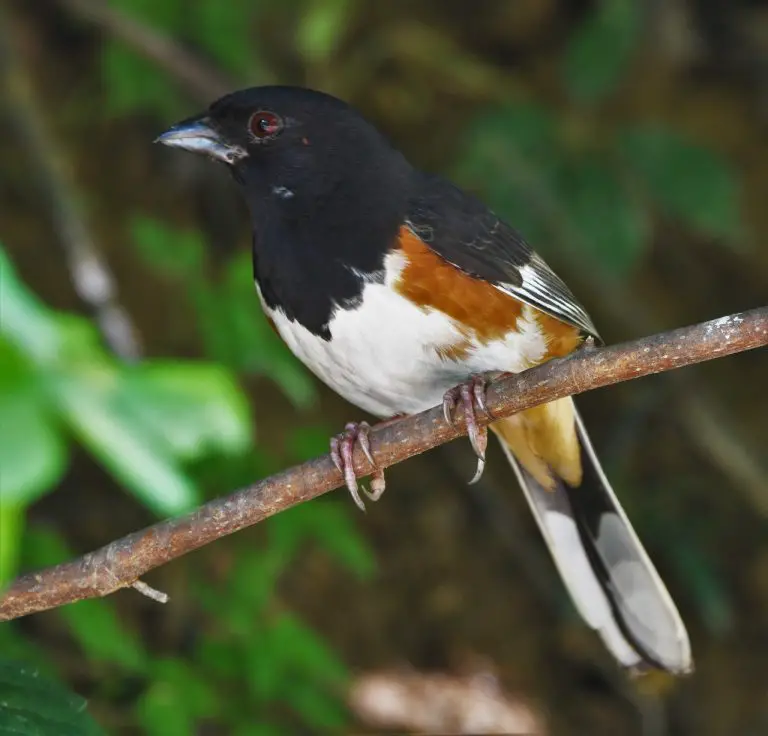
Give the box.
[330,417,401,511]
[442,374,498,484]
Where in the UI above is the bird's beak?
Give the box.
[155,118,246,164]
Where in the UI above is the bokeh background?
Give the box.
[1,0,767,734]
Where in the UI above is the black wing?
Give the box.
[407,173,600,340]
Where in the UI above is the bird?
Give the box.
[157,85,692,676]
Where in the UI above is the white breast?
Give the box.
[259,251,549,418]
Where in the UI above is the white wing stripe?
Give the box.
[493,263,598,336]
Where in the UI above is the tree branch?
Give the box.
[1,308,766,621]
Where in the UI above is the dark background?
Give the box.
[1,1,767,734]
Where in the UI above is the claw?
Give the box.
[329,421,386,511]
[467,419,488,464]
[443,392,455,424]
[330,436,343,473]
[473,377,489,416]
[468,456,486,485]
[442,375,491,484]
[339,429,364,511]
[353,421,375,467]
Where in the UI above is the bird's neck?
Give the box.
[237,158,412,339]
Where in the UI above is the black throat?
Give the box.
[234,151,412,340]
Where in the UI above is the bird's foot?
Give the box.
[330,421,386,512]
[442,375,493,484]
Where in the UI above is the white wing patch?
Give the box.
[497,261,599,338]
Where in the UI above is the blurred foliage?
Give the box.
[1,229,368,730]
[619,125,743,241]
[457,102,743,275]
[103,0,261,117]
[0,244,252,571]
[2,524,364,734]
[562,0,641,104]
[2,0,766,733]
[454,1,743,278]
[457,106,742,279]
[0,658,104,736]
[130,216,316,407]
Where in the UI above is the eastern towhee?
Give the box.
[158,86,692,675]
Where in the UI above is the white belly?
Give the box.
[260,251,549,418]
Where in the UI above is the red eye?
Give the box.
[249,111,282,139]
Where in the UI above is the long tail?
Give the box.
[491,397,692,675]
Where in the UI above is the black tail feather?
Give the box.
[497,400,692,675]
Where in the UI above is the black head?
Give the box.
[158,86,413,337]
[157,86,410,215]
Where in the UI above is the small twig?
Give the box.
[131,580,169,604]
[0,16,142,361]
[0,308,765,621]
[58,0,234,102]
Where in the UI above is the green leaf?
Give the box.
[138,658,221,735]
[307,503,376,580]
[101,0,186,119]
[130,217,204,279]
[270,613,349,684]
[218,252,316,408]
[195,547,284,644]
[0,626,50,671]
[136,685,194,736]
[620,125,743,239]
[61,600,149,672]
[235,723,283,736]
[244,635,281,702]
[21,525,70,569]
[110,0,185,30]
[288,426,335,463]
[556,156,650,275]
[189,281,236,365]
[226,547,288,618]
[0,247,61,363]
[268,501,376,580]
[122,362,253,460]
[285,682,349,730]
[0,246,251,518]
[150,658,219,715]
[131,229,316,408]
[0,361,66,506]
[456,104,562,246]
[1,243,108,367]
[0,502,24,587]
[296,0,355,63]
[563,0,641,103]
[196,638,241,680]
[102,45,183,118]
[468,103,559,162]
[0,659,104,735]
[245,613,349,708]
[193,0,253,76]
[52,314,111,367]
[54,372,199,516]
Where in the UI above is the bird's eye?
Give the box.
[248,111,282,140]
